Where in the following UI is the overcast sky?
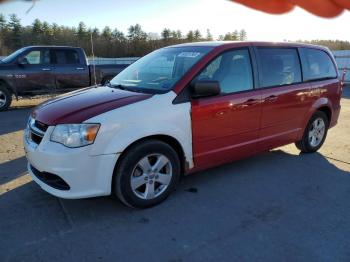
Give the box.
[1,0,350,41]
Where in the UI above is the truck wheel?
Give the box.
[0,85,12,112]
[295,111,329,153]
[114,140,181,208]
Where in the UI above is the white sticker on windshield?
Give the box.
[178,52,201,58]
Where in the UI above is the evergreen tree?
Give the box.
[186,30,194,42]
[206,29,213,41]
[8,14,22,49]
[128,24,147,41]
[161,28,171,41]
[77,22,87,40]
[194,29,202,40]
[0,14,7,31]
[239,29,247,41]
[102,26,112,40]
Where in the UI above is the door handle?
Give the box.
[244,98,260,105]
[76,67,85,70]
[264,95,278,102]
[41,68,51,71]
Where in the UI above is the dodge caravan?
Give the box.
[24,42,342,208]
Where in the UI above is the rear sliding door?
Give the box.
[254,47,311,151]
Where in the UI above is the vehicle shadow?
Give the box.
[1,148,350,261]
[0,107,31,136]
[0,156,27,185]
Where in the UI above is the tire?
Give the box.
[113,140,181,208]
[0,85,12,112]
[295,111,329,153]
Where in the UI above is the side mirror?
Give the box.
[17,57,29,66]
[191,80,221,98]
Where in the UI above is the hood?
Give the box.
[32,86,152,125]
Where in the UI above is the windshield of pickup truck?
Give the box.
[109,46,213,93]
[1,47,27,63]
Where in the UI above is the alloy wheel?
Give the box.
[130,154,173,200]
[0,90,6,108]
[308,117,326,147]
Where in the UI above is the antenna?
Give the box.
[90,32,97,87]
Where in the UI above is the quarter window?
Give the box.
[197,49,254,94]
[257,48,302,88]
[300,48,337,81]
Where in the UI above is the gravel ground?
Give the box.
[0,87,349,261]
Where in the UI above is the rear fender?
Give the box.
[297,97,332,140]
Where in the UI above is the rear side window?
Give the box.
[52,49,80,65]
[257,48,302,88]
[300,48,337,81]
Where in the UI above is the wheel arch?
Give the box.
[317,105,332,123]
[297,98,333,140]
[0,78,19,101]
[116,134,187,173]
[111,134,188,194]
[0,78,15,95]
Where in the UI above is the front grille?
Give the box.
[30,132,42,144]
[28,118,48,145]
[34,120,48,132]
[30,165,70,191]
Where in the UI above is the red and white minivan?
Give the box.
[24,42,342,208]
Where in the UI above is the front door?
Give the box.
[191,49,262,170]
[14,49,55,95]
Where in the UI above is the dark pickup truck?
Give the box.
[0,46,129,111]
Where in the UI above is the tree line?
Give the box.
[0,14,248,57]
[1,13,349,58]
[297,39,350,51]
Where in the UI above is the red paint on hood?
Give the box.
[32,86,152,125]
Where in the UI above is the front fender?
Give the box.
[97,122,192,165]
[86,92,194,168]
[0,78,17,98]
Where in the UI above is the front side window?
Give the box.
[110,46,213,93]
[257,48,302,88]
[196,49,254,94]
[24,51,41,64]
[300,48,337,81]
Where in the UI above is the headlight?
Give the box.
[50,124,100,148]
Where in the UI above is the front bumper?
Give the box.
[24,126,119,199]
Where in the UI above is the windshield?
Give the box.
[109,46,213,93]
[1,47,27,63]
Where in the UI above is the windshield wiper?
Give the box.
[107,83,127,90]
[107,83,149,93]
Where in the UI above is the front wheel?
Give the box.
[0,85,12,112]
[295,111,329,153]
[113,140,181,208]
